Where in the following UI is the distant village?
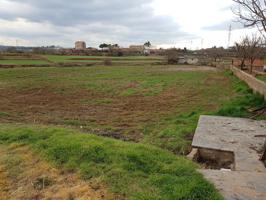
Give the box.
[0,40,231,57]
[0,41,162,56]
[0,40,265,71]
[72,41,161,56]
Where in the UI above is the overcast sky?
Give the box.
[0,0,259,48]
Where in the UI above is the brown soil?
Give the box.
[0,144,118,200]
[0,85,208,141]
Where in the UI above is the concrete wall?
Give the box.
[231,66,266,99]
[198,148,235,170]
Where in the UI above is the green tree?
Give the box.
[99,43,109,50]
[144,41,151,47]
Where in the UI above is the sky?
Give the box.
[0,0,259,49]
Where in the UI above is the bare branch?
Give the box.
[235,34,264,72]
[232,0,266,36]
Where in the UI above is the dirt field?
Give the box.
[0,65,239,153]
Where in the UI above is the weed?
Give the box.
[1,154,23,180]
[33,176,53,190]
[0,112,9,117]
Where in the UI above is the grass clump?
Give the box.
[143,111,200,155]
[256,75,266,82]
[217,71,266,119]
[0,153,23,180]
[33,176,53,190]
[0,124,223,200]
[0,112,10,117]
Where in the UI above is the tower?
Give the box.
[227,25,232,48]
[75,41,86,50]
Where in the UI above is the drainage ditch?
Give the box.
[188,148,235,170]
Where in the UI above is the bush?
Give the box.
[165,49,179,64]
[117,51,124,57]
[103,58,112,66]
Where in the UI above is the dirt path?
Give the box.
[0,145,118,200]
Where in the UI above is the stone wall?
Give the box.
[231,66,266,99]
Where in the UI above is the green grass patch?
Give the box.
[143,71,266,153]
[217,71,266,119]
[0,60,49,65]
[120,88,137,96]
[0,112,10,117]
[0,124,222,200]
[45,55,163,63]
[257,75,266,82]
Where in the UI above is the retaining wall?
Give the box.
[231,66,266,99]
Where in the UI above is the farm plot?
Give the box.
[45,55,163,65]
[0,54,51,65]
[0,64,263,154]
[0,59,50,65]
[0,54,164,66]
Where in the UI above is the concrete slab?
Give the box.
[200,170,266,200]
[193,115,266,172]
[191,115,266,200]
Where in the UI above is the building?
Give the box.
[128,45,158,55]
[129,45,144,51]
[75,41,86,50]
[178,56,199,65]
[129,45,145,54]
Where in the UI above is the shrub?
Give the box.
[103,58,112,66]
[165,49,179,64]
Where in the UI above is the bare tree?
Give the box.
[235,37,249,70]
[246,35,263,73]
[235,35,263,72]
[233,0,266,37]
[207,47,225,67]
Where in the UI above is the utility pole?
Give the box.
[227,24,232,48]
[201,39,204,49]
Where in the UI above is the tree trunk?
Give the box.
[261,141,266,164]
[250,58,255,74]
[240,59,245,70]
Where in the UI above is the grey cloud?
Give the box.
[3,0,154,25]
[204,20,244,31]
[0,0,191,46]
